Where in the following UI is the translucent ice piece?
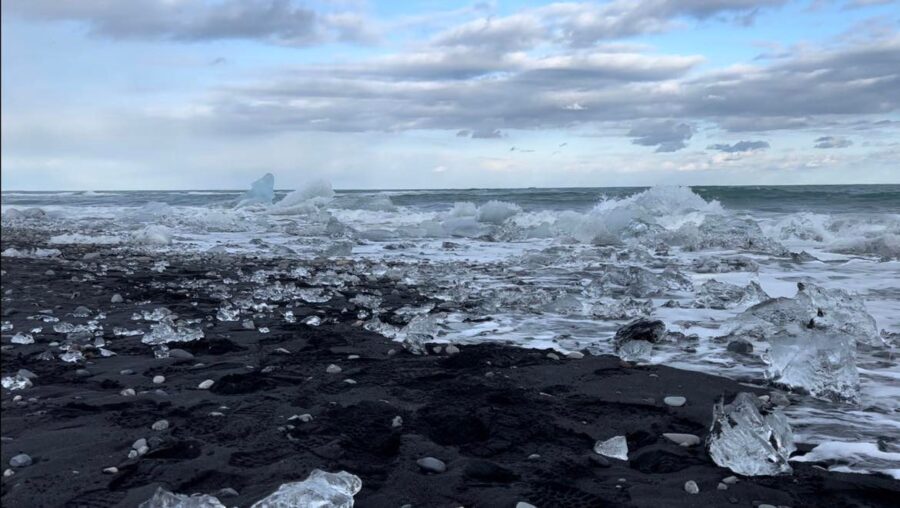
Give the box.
[594,435,628,461]
[251,469,362,508]
[11,332,34,345]
[613,319,666,362]
[2,374,33,391]
[138,487,225,508]
[693,280,768,310]
[236,173,275,208]
[141,321,204,345]
[400,314,442,354]
[765,327,859,403]
[707,392,795,476]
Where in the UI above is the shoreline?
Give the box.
[1,244,898,507]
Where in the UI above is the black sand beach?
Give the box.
[1,236,898,507]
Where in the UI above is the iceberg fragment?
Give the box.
[764,326,859,402]
[138,487,225,508]
[141,320,205,345]
[2,374,33,391]
[693,280,768,310]
[251,469,362,508]
[593,436,628,461]
[400,314,443,354]
[237,172,275,207]
[707,392,795,476]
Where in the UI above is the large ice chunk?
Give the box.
[693,280,768,310]
[399,314,443,354]
[764,326,859,402]
[251,469,362,508]
[237,173,275,207]
[728,282,881,346]
[707,392,795,476]
[138,487,225,508]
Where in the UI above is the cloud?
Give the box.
[2,0,375,45]
[708,140,770,152]
[814,136,854,148]
[628,120,694,152]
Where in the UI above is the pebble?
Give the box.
[546,352,560,360]
[718,483,728,491]
[152,375,165,384]
[566,351,584,359]
[242,319,256,330]
[684,480,700,494]
[289,414,314,423]
[445,344,460,354]
[527,454,541,460]
[120,369,135,376]
[664,396,686,407]
[120,388,136,397]
[111,294,124,303]
[17,369,37,379]
[416,457,447,473]
[102,467,118,474]
[151,419,170,431]
[326,364,342,374]
[132,438,147,450]
[273,347,291,355]
[722,475,738,484]
[392,416,403,428]
[347,354,360,360]
[9,454,32,468]
[343,378,357,384]
[662,433,701,447]
[198,379,214,390]
[3,469,13,477]
[516,503,537,508]
[168,349,194,360]
[75,369,91,377]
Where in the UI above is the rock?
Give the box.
[326,364,342,374]
[718,482,728,490]
[685,480,700,494]
[17,369,37,379]
[111,294,124,303]
[614,319,666,362]
[546,352,560,360]
[102,467,118,474]
[727,339,754,354]
[567,351,585,359]
[289,414,314,423]
[416,457,446,473]
[132,438,147,450]
[445,344,460,354]
[242,319,256,330]
[663,433,701,447]
[198,379,214,389]
[9,454,32,468]
[75,369,91,377]
[120,388,136,396]
[722,475,738,484]
[167,348,194,360]
[152,375,165,384]
[664,396,687,407]
[392,416,403,428]
[516,503,537,508]
[151,419,170,431]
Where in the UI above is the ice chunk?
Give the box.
[2,374,33,391]
[400,314,442,354]
[593,436,628,461]
[707,392,795,476]
[138,487,225,508]
[691,255,759,273]
[216,305,240,322]
[598,265,692,298]
[590,297,653,320]
[131,225,173,246]
[273,179,335,211]
[252,469,362,508]
[693,280,768,310]
[141,320,204,345]
[728,282,881,346]
[764,327,859,402]
[613,319,666,362]
[11,332,35,345]
[236,173,275,207]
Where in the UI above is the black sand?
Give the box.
[1,243,897,507]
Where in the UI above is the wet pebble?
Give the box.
[198,379,214,389]
[9,454,32,468]
[326,364,342,374]
[151,419,169,431]
[664,396,686,407]
[152,375,165,384]
[417,457,446,473]
[684,480,700,494]
[111,294,123,303]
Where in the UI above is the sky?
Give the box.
[1,0,899,190]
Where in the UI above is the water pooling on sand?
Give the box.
[3,182,899,478]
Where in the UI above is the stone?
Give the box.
[392,416,403,428]
[546,352,560,360]
[111,294,124,303]
[416,457,446,473]
[103,467,118,474]
[120,388,136,396]
[663,433,701,447]
[516,503,537,508]
[326,364,342,374]
[151,419,170,431]
[664,396,687,407]
[684,480,700,494]
[567,351,585,359]
[727,339,754,354]
[718,483,728,491]
[9,454,32,468]
[722,476,738,484]
[132,438,147,450]
[152,375,165,384]
[445,344,460,354]
[198,379,214,389]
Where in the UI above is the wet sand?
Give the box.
[1,241,897,507]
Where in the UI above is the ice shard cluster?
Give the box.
[707,392,795,476]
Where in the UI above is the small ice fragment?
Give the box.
[303,316,322,327]
[594,435,628,461]
[216,305,240,322]
[706,392,795,476]
[138,487,225,508]
[11,333,34,345]
[2,374,33,391]
[251,469,362,508]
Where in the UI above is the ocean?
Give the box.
[2,183,899,478]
